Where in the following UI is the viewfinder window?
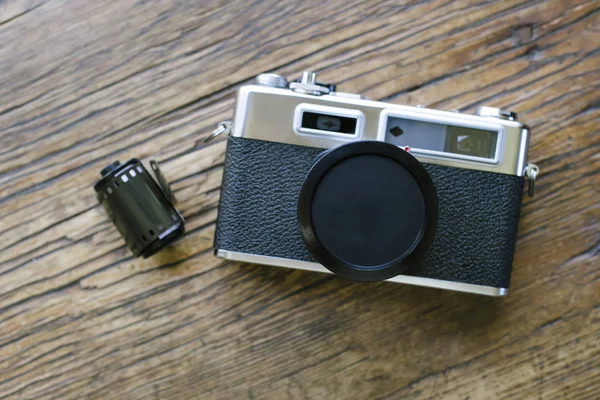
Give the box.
[301,112,358,135]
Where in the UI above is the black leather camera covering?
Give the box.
[214,137,524,288]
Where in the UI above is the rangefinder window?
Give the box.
[301,112,357,134]
[445,126,497,159]
[385,117,499,161]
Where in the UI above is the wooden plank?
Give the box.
[0,0,598,399]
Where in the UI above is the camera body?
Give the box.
[214,72,532,296]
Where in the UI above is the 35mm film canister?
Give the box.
[94,159,185,258]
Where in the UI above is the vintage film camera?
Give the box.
[213,72,539,296]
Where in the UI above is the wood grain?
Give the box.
[0,0,598,399]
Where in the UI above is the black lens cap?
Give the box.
[298,141,438,281]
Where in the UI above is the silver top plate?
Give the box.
[232,85,530,176]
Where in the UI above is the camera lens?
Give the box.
[298,141,438,282]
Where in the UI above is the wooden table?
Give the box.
[1,1,598,399]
